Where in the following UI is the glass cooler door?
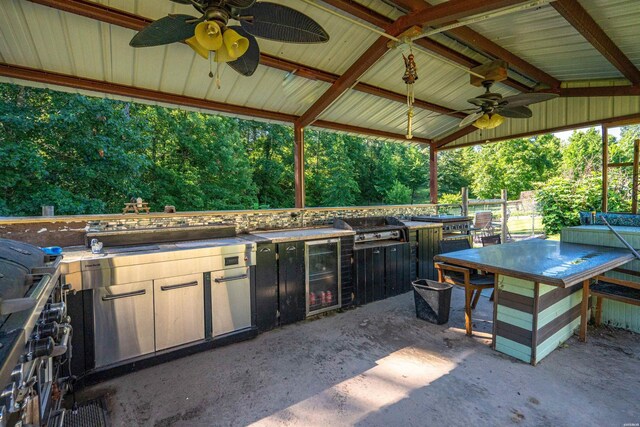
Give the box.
[305,239,341,316]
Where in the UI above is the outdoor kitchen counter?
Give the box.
[249,227,355,243]
[400,220,443,230]
[59,236,255,276]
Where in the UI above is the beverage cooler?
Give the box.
[305,239,341,316]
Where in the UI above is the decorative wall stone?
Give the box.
[1,204,444,246]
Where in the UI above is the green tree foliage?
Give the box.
[467,135,561,200]
[535,174,602,235]
[437,148,472,195]
[561,128,602,178]
[385,180,412,205]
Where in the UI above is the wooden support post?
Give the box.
[294,124,305,209]
[461,187,469,217]
[602,126,609,213]
[632,139,639,214]
[430,144,438,205]
[579,279,590,342]
[501,189,508,243]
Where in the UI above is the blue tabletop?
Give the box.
[433,239,634,288]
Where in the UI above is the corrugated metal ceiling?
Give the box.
[0,0,639,146]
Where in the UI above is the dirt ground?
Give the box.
[80,288,640,427]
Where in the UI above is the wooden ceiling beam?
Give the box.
[324,0,533,93]
[27,0,460,119]
[298,0,535,128]
[433,125,478,148]
[313,121,432,145]
[394,0,535,33]
[552,0,640,85]
[387,0,559,88]
[552,86,640,97]
[0,63,297,123]
[0,63,423,144]
[436,112,640,150]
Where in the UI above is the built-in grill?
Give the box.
[411,215,473,240]
[334,217,407,244]
[0,238,70,426]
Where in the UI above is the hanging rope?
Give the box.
[402,46,418,139]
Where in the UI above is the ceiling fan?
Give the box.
[458,80,559,130]
[129,0,330,78]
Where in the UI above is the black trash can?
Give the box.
[412,279,453,325]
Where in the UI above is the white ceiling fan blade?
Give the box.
[459,111,484,127]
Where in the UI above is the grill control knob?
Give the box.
[25,337,54,361]
[41,303,65,324]
[10,365,23,386]
[1,383,16,413]
[34,322,61,341]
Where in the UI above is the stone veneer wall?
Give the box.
[87,205,442,233]
[0,204,450,246]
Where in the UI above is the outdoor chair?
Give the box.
[435,239,495,337]
[470,211,494,242]
[481,234,501,246]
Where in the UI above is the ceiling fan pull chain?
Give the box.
[216,61,222,90]
[209,52,214,79]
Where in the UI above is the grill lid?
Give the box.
[0,238,46,270]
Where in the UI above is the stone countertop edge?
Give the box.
[60,236,256,264]
[248,227,356,243]
[400,221,444,230]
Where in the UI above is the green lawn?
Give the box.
[508,215,544,235]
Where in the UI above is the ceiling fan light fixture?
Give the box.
[215,28,250,62]
[473,113,504,129]
[185,36,210,59]
[195,21,224,51]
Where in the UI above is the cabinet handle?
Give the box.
[214,274,248,283]
[259,247,272,253]
[286,246,297,252]
[161,281,199,291]
[101,289,146,301]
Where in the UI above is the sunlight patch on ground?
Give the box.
[249,346,472,426]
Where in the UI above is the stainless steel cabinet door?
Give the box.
[211,267,251,336]
[94,281,155,368]
[154,273,205,351]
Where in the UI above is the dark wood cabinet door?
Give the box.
[278,241,306,325]
[385,245,399,297]
[418,228,441,280]
[255,243,278,332]
[372,247,385,301]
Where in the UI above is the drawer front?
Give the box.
[211,267,251,336]
[93,281,155,368]
[154,273,205,351]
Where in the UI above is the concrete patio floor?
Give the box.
[80,288,640,427]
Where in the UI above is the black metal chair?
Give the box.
[435,238,495,336]
[481,234,501,246]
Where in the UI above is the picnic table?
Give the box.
[122,202,150,214]
[434,239,633,365]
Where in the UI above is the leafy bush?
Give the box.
[385,180,411,205]
[438,193,461,205]
[535,174,602,235]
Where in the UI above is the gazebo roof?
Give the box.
[1,0,639,149]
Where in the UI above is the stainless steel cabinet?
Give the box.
[93,281,155,368]
[211,267,251,336]
[154,273,205,351]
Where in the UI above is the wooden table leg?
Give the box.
[465,286,473,336]
[579,279,590,342]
